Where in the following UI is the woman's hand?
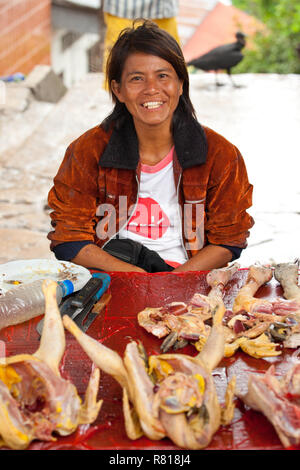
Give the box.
[172,245,233,272]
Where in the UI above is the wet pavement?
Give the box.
[0,72,299,267]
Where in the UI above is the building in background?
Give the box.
[51,0,105,88]
[177,0,218,47]
[0,0,52,77]
[0,0,105,87]
[0,1,262,88]
[52,0,225,87]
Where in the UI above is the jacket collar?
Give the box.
[99,114,207,170]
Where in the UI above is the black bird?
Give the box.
[187,32,246,87]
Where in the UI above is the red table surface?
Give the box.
[0,270,297,450]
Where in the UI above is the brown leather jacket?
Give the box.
[47,117,254,259]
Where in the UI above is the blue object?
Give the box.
[91,272,111,300]
[56,273,111,299]
[58,279,75,297]
[0,72,25,82]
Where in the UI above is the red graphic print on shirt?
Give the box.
[126,197,170,240]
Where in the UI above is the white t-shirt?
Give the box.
[119,147,187,266]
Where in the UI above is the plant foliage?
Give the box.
[232,0,300,73]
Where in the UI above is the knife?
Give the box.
[72,274,111,332]
[74,292,112,332]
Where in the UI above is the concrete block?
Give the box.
[24,65,67,103]
[0,83,31,112]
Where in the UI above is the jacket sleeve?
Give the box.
[205,144,254,249]
[47,128,106,249]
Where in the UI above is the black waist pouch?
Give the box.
[103,239,174,273]
[103,238,142,265]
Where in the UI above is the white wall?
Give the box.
[51,29,99,88]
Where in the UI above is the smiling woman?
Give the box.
[47,20,254,273]
[111,52,183,161]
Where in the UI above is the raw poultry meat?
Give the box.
[219,265,280,357]
[138,264,279,358]
[231,264,273,315]
[138,263,239,352]
[0,280,102,450]
[138,263,300,359]
[273,262,300,348]
[274,261,300,303]
[237,356,300,448]
[63,298,236,450]
[217,264,300,358]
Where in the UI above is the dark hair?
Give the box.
[101,19,196,132]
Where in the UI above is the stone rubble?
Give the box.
[0,72,299,268]
[24,65,67,103]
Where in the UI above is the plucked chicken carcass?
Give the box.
[237,357,300,448]
[63,298,236,450]
[138,263,239,352]
[0,280,102,450]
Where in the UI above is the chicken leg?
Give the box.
[33,280,65,376]
[232,264,273,314]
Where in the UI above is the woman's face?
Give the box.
[111,52,183,132]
